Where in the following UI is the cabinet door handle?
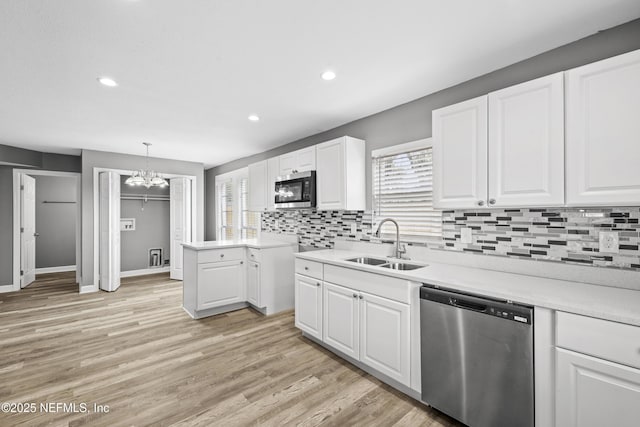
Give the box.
[316,283,321,287]
[358,295,363,300]
[220,254,224,258]
[240,261,243,265]
[352,293,358,298]
[477,200,485,206]
[488,198,496,205]
[304,266,309,271]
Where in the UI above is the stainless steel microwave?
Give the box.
[274,171,316,209]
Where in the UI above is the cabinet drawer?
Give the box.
[295,259,323,280]
[247,247,262,263]
[557,312,640,370]
[197,247,245,264]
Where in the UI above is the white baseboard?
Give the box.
[120,266,170,278]
[0,284,17,294]
[36,265,76,274]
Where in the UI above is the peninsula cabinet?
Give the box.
[183,243,295,319]
[196,259,245,310]
[433,73,565,209]
[316,136,366,211]
[565,48,640,206]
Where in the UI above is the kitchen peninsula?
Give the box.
[182,235,297,319]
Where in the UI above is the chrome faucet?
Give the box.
[374,218,407,259]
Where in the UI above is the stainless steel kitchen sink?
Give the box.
[380,262,425,271]
[345,257,388,266]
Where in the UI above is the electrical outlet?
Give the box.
[461,227,473,244]
[599,231,619,253]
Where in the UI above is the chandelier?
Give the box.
[125,142,169,188]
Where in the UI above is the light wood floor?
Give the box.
[0,272,461,427]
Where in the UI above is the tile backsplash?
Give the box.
[262,207,640,270]
[262,210,372,248]
[442,208,640,270]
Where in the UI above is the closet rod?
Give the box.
[121,196,170,201]
[42,201,76,204]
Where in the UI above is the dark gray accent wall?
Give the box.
[205,18,640,240]
[35,175,77,269]
[0,150,81,286]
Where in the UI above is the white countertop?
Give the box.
[182,239,296,250]
[296,249,640,327]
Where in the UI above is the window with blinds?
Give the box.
[372,146,441,239]
[217,180,234,240]
[240,178,260,239]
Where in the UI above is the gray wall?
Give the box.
[205,18,640,240]
[81,149,205,290]
[0,166,13,284]
[120,176,170,271]
[35,175,77,268]
[0,147,81,286]
[120,200,170,272]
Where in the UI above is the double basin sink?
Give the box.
[346,257,425,271]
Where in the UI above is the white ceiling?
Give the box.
[1,1,639,168]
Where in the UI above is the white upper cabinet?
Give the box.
[433,95,488,209]
[266,157,280,210]
[488,73,565,207]
[565,49,640,206]
[316,136,366,211]
[278,146,316,176]
[248,157,280,212]
[248,160,268,212]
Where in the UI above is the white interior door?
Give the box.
[20,174,36,288]
[99,171,120,292]
[170,178,192,280]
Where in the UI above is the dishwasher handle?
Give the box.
[450,297,487,313]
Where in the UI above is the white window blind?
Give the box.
[373,147,441,239]
[217,180,234,240]
[240,177,260,239]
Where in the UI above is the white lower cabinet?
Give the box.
[556,348,640,427]
[196,260,245,310]
[246,260,261,306]
[323,282,359,359]
[315,280,410,387]
[294,274,323,340]
[360,292,410,385]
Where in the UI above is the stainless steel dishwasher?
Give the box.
[420,284,534,427]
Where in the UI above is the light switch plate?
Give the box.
[599,231,619,253]
[461,227,473,244]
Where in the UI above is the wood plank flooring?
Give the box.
[0,272,461,427]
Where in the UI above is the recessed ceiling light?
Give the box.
[97,77,118,87]
[248,115,260,122]
[321,70,336,81]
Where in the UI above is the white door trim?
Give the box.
[91,167,198,292]
[11,169,82,293]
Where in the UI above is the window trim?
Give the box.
[215,168,248,241]
[371,137,441,242]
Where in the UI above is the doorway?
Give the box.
[12,170,82,291]
[94,169,195,292]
